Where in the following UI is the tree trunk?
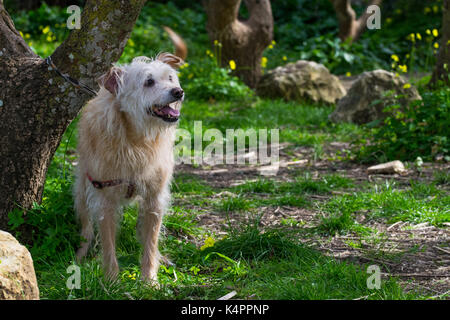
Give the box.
[203,0,273,88]
[431,0,450,85]
[330,0,382,43]
[0,0,146,233]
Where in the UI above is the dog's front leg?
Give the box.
[98,205,119,280]
[137,199,165,284]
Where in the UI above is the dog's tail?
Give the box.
[163,26,187,61]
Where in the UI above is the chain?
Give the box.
[45,56,97,96]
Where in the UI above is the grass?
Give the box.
[35,215,419,300]
[178,99,364,148]
[317,180,450,236]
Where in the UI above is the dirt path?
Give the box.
[174,142,450,298]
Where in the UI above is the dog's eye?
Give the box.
[145,78,155,87]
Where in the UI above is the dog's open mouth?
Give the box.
[147,104,180,123]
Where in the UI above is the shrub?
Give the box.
[179,55,253,101]
[354,86,450,163]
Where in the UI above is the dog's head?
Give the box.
[97,53,185,130]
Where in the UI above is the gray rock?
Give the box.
[0,230,39,300]
[329,70,421,124]
[256,60,347,104]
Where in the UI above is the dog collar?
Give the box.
[86,172,135,199]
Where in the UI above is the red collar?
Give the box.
[86,172,135,198]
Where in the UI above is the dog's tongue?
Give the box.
[160,106,180,117]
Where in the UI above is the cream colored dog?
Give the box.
[74,53,184,283]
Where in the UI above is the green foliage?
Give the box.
[8,176,80,263]
[10,3,69,57]
[355,87,450,163]
[297,34,390,75]
[265,0,443,75]
[271,0,337,47]
[120,2,208,63]
[179,57,254,101]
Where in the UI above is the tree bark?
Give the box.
[203,0,273,88]
[330,0,382,43]
[0,0,146,233]
[431,0,450,85]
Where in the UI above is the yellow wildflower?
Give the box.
[434,42,439,49]
[424,7,431,14]
[19,31,24,38]
[229,60,236,70]
[271,40,276,45]
[416,33,422,40]
[391,54,399,62]
[346,72,351,77]
[200,236,215,250]
[426,29,431,35]
[398,65,407,73]
[433,5,439,13]
[268,44,273,49]
[214,40,219,45]
[261,57,268,68]
[42,26,50,34]
[432,29,439,37]
[282,56,287,61]
[403,83,411,89]
[386,18,392,24]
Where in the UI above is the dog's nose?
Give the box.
[171,88,184,99]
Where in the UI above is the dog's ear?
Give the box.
[97,67,123,96]
[156,52,184,70]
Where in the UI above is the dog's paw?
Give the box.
[141,274,160,289]
[104,264,120,281]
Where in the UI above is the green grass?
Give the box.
[35,216,419,300]
[317,180,450,235]
[178,99,364,148]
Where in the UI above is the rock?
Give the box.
[0,230,39,300]
[329,70,421,124]
[256,60,347,104]
[367,160,407,175]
